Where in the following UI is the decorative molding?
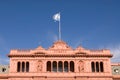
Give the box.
[48,40,72,50]
[8,54,113,58]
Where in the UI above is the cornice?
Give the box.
[8,54,113,58]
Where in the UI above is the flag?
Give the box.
[53,13,60,21]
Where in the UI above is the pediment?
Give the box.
[33,46,46,54]
[75,46,88,54]
[76,46,85,51]
[48,40,72,50]
[36,46,45,50]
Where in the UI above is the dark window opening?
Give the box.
[58,61,63,72]
[114,69,119,73]
[17,62,21,72]
[96,62,99,72]
[70,61,74,72]
[64,61,68,72]
[22,62,25,72]
[100,62,104,72]
[53,61,57,72]
[91,62,95,72]
[2,68,6,72]
[47,61,51,72]
[26,62,29,72]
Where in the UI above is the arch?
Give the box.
[26,62,29,72]
[91,62,95,72]
[100,62,104,72]
[47,61,51,72]
[70,61,74,72]
[96,62,99,72]
[17,62,21,72]
[64,61,68,72]
[58,61,63,72]
[22,62,25,72]
[53,61,57,72]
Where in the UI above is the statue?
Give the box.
[78,61,84,72]
[37,60,42,72]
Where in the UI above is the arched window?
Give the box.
[17,62,21,72]
[53,61,57,72]
[58,61,63,72]
[100,62,104,72]
[26,62,29,72]
[2,68,6,72]
[22,62,25,72]
[70,61,74,72]
[47,61,51,72]
[64,61,68,72]
[91,62,95,72]
[96,62,99,72]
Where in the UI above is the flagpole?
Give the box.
[58,12,61,40]
[53,12,61,41]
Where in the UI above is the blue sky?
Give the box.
[0,0,120,64]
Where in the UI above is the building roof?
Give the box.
[8,40,113,58]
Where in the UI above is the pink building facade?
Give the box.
[0,40,119,80]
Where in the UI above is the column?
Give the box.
[57,61,58,72]
[63,61,64,72]
[68,61,70,72]
[51,61,53,72]
[94,62,96,72]
[25,62,26,72]
[20,62,22,72]
[98,62,101,72]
